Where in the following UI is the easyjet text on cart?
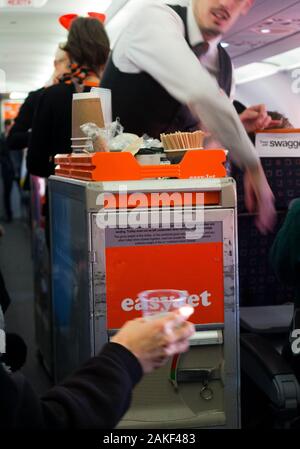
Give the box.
[121,291,212,312]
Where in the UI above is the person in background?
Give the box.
[267,111,293,130]
[0,119,15,223]
[0,308,194,429]
[0,260,11,315]
[101,0,276,235]
[6,46,70,194]
[232,103,292,145]
[7,46,70,154]
[0,269,10,316]
[27,16,110,248]
[27,16,110,178]
[46,45,72,87]
[0,228,27,372]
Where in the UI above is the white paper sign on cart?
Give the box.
[255,129,300,158]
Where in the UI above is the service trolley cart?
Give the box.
[49,150,240,428]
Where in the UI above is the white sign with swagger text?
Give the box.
[255,131,300,158]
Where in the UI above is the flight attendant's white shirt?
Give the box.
[112,0,259,169]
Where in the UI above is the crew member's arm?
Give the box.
[120,3,275,232]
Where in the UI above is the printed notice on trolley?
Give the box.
[106,222,222,247]
[105,222,224,329]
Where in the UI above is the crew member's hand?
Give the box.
[240,104,272,133]
[111,310,195,374]
[244,163,277,234]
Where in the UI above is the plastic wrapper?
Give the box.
[109,133,162,156]
[80,118,125,153]
[80,119,162,156]
[109,134,143,155]
[142,134,162,149]
[80,122,109,152]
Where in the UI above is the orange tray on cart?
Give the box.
[54,149,227,182]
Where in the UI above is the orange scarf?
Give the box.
[59,63,99,87]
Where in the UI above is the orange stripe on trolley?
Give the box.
[55,150,227,182]
[256,128,300,134]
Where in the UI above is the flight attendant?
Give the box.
[102,0,275,234]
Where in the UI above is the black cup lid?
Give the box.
[136,147,164,155]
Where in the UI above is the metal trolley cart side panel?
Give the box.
[49,178,95,383]
[49,177,239,428]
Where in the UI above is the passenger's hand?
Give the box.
[244,163,277,234]
[240,104,272,133]
[111,311,195,374]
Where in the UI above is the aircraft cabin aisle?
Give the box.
[0,220,52,395]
